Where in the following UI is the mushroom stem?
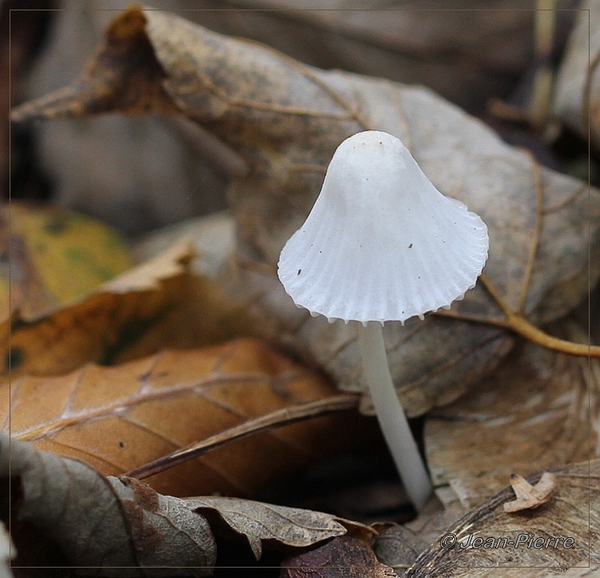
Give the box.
[358,321,433,511]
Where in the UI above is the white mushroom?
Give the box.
[278,130,489,511]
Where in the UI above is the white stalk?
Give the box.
[358,321,433,511]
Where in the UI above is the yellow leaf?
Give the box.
[1,202,132,320]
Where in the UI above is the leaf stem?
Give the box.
[436,308,598,358]
[479,273,597,357]
[505,312,597,357]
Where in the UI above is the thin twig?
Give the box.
[126,394,359,480]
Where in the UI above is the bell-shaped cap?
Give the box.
[277,130,489,325]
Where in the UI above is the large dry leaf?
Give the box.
[20,1,557,238]
[2,338,367,497]
[405,460,599,577]
[424,320,597,510]
[11,7,600,418]
[1,433,355,573]
[0,238,193,377]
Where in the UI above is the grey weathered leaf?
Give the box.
[0,432,216,575]
[188,496,353,560]
[406,460,598,577]
[23,0,570,240]
[141,8,599,417]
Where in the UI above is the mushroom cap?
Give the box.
[277,130,489,325]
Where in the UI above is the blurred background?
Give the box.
[3,0,591,238]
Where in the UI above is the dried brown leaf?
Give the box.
[11,7,600,418]
[425,321,596,509]
[2,338,366,497]
[503,472,557,513]
[406,460,599,576]
[282,535,395,578]
[145,7,599,415]
[127,394,358,482]
[14,5,178,119]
